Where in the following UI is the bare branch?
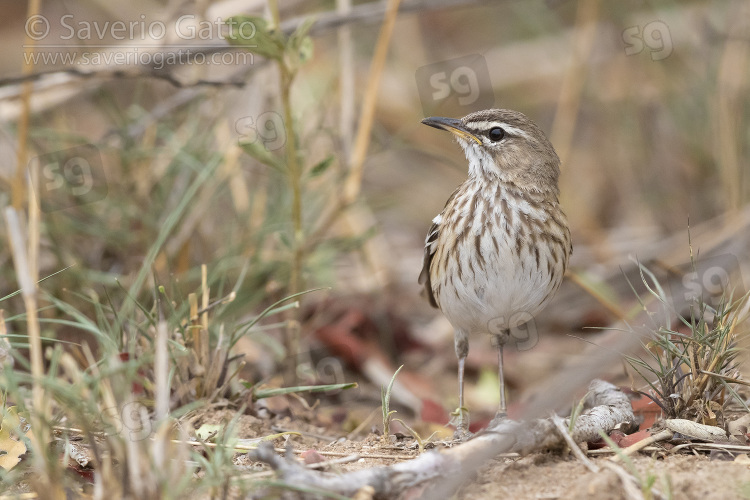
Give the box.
[249,380,635,499]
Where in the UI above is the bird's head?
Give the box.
[421,109,561,194]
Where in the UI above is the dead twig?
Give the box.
[249,380,634,499]
[551,414,599,473]
[669,442,750,454]
[306,453,361,470]
[610,429,673,463]
[665,419,745,444]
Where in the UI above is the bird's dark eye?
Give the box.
[488,127,505,142]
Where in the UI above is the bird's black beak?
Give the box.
[421,116,482,145]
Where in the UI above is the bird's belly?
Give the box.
[432,235,560,336]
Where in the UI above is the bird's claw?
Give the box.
[449,406,472,441]
[489,410,511,428]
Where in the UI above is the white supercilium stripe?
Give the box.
[466,121,533,141]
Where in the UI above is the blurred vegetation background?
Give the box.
[0,0,749,455]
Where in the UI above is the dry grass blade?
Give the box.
[308,0,403,245]
[551,414,599,473]
[599,461,650,500]
[3,208,51,487]
[342,0,402,202]
[624,257,749,424]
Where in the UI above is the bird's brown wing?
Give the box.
[418,187,460,309]
[419,219,440,308]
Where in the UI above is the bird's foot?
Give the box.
[449,406,472,441]
[488,410,512,428]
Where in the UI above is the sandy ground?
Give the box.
[201,407,750,499]
[458,453,750,500]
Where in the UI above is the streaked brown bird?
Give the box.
[419,108,572,437]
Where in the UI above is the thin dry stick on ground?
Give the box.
[250,380,634,499]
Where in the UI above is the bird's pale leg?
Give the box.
[492,331,510,420]
[451,332,471,439]
[496,341,507,417]
[458,356,466,411]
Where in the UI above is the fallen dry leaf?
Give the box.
[0,407,28,471]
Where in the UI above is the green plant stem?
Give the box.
[269,0,303,381]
